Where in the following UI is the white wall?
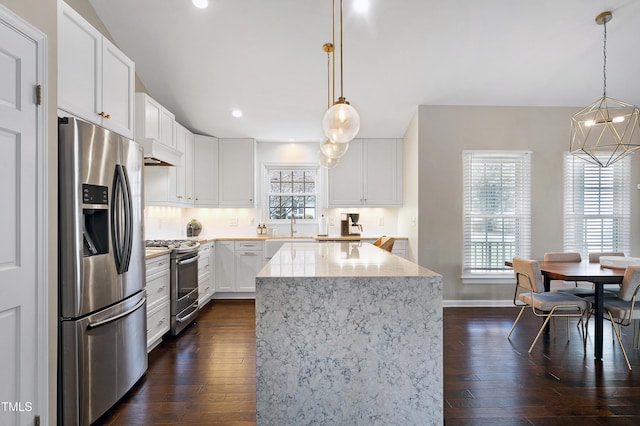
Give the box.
[399,110,419,262]
[416,105,640,304]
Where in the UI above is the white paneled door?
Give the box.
[0,6,47,426]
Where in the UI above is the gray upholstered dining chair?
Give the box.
[588,265,640,370]
[507,257,589,353]
[588,252,626,263]
[589,252,625,293]
[543,252,594,296]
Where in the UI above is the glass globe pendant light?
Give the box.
[320,137,349,159]
[323,100,360,144]
[321,0,360,144]
[319,150,341,169]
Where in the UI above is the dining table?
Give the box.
[506,260,624,360]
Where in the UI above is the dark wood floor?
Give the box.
[95,300,640,425]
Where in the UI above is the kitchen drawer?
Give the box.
[146,253,170,276]
[147,300,169,351]
[146,267,170,311]
[235,240,263,251]
[198,277,212,305]
[197,253,210,279]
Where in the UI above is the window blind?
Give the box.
[462,151,531,278]
[563,154,630,258]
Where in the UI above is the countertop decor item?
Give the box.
[186,219,202,237]
[570,11,640,168]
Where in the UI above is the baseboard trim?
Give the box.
[443,300,513,308]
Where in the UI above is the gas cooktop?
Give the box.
[145,239,199,250]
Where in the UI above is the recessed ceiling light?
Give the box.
[353,0,370,13]
[192,0,208,9]
[231,109,243,118]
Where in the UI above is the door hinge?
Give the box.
[35,84,42,106]
[34,415,40,426]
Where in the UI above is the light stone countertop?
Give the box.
[255,241,442,424]
[257,242,435,278]
[199,235,407,242]
[144,248,171,260]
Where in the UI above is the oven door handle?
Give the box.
[86,297,146,330]
[176,255,200,266]
[176,304,199,323]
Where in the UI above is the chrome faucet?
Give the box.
[290,214,297,236]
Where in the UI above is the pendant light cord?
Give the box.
[602,19,607,98]
[339,0,344,100]
[332,0,336,104]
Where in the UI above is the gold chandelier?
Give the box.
[570,11,640,167]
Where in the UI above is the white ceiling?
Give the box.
[89,0,640,142]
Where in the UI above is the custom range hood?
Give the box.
[139,138,182,166]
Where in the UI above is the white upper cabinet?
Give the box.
[135,92,175,148]
[58,1,135,139]
[328,138,403,207]
[218,139,256,207]
[193,135,219,206]
[171,122,194,205]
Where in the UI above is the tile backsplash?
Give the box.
[144,206,400,239]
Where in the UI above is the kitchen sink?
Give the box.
[265,238,315,260]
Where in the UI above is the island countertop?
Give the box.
[258,241,435,278]
[255,242,443,425]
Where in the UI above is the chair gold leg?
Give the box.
[608,311,632,371]
[529,315,553,353]
[507,306,526,339]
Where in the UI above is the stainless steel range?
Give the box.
[146,240,200,335]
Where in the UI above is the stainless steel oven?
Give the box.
[146,240,200,336]
[171,247,200,335]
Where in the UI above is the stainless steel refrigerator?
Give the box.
[58,117,147,426]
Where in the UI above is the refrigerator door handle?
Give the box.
[120,165,134,272]
[86,296,146,330]
[111,165,134,274]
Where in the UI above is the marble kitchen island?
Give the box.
[255,242,443,425]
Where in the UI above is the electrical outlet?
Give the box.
[230,218,238,227]
[379,217,384,226]
[250,218,255,226]
[329,216,335,226]
[411,217,416,227]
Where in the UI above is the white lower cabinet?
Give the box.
[235,241,264,292]
[214,240,264,295]
[145,254,170,352]
[198,242,214,308]
[215,241,235,292]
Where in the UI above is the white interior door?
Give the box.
[0,7,46,426]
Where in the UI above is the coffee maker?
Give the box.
[340,213,363,236]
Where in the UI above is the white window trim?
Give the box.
[261,162,325,224]
[461,150,532,284]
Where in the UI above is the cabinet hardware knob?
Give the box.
[98,111,105,117]
[105,113,111,119]
[177,196,183,199]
